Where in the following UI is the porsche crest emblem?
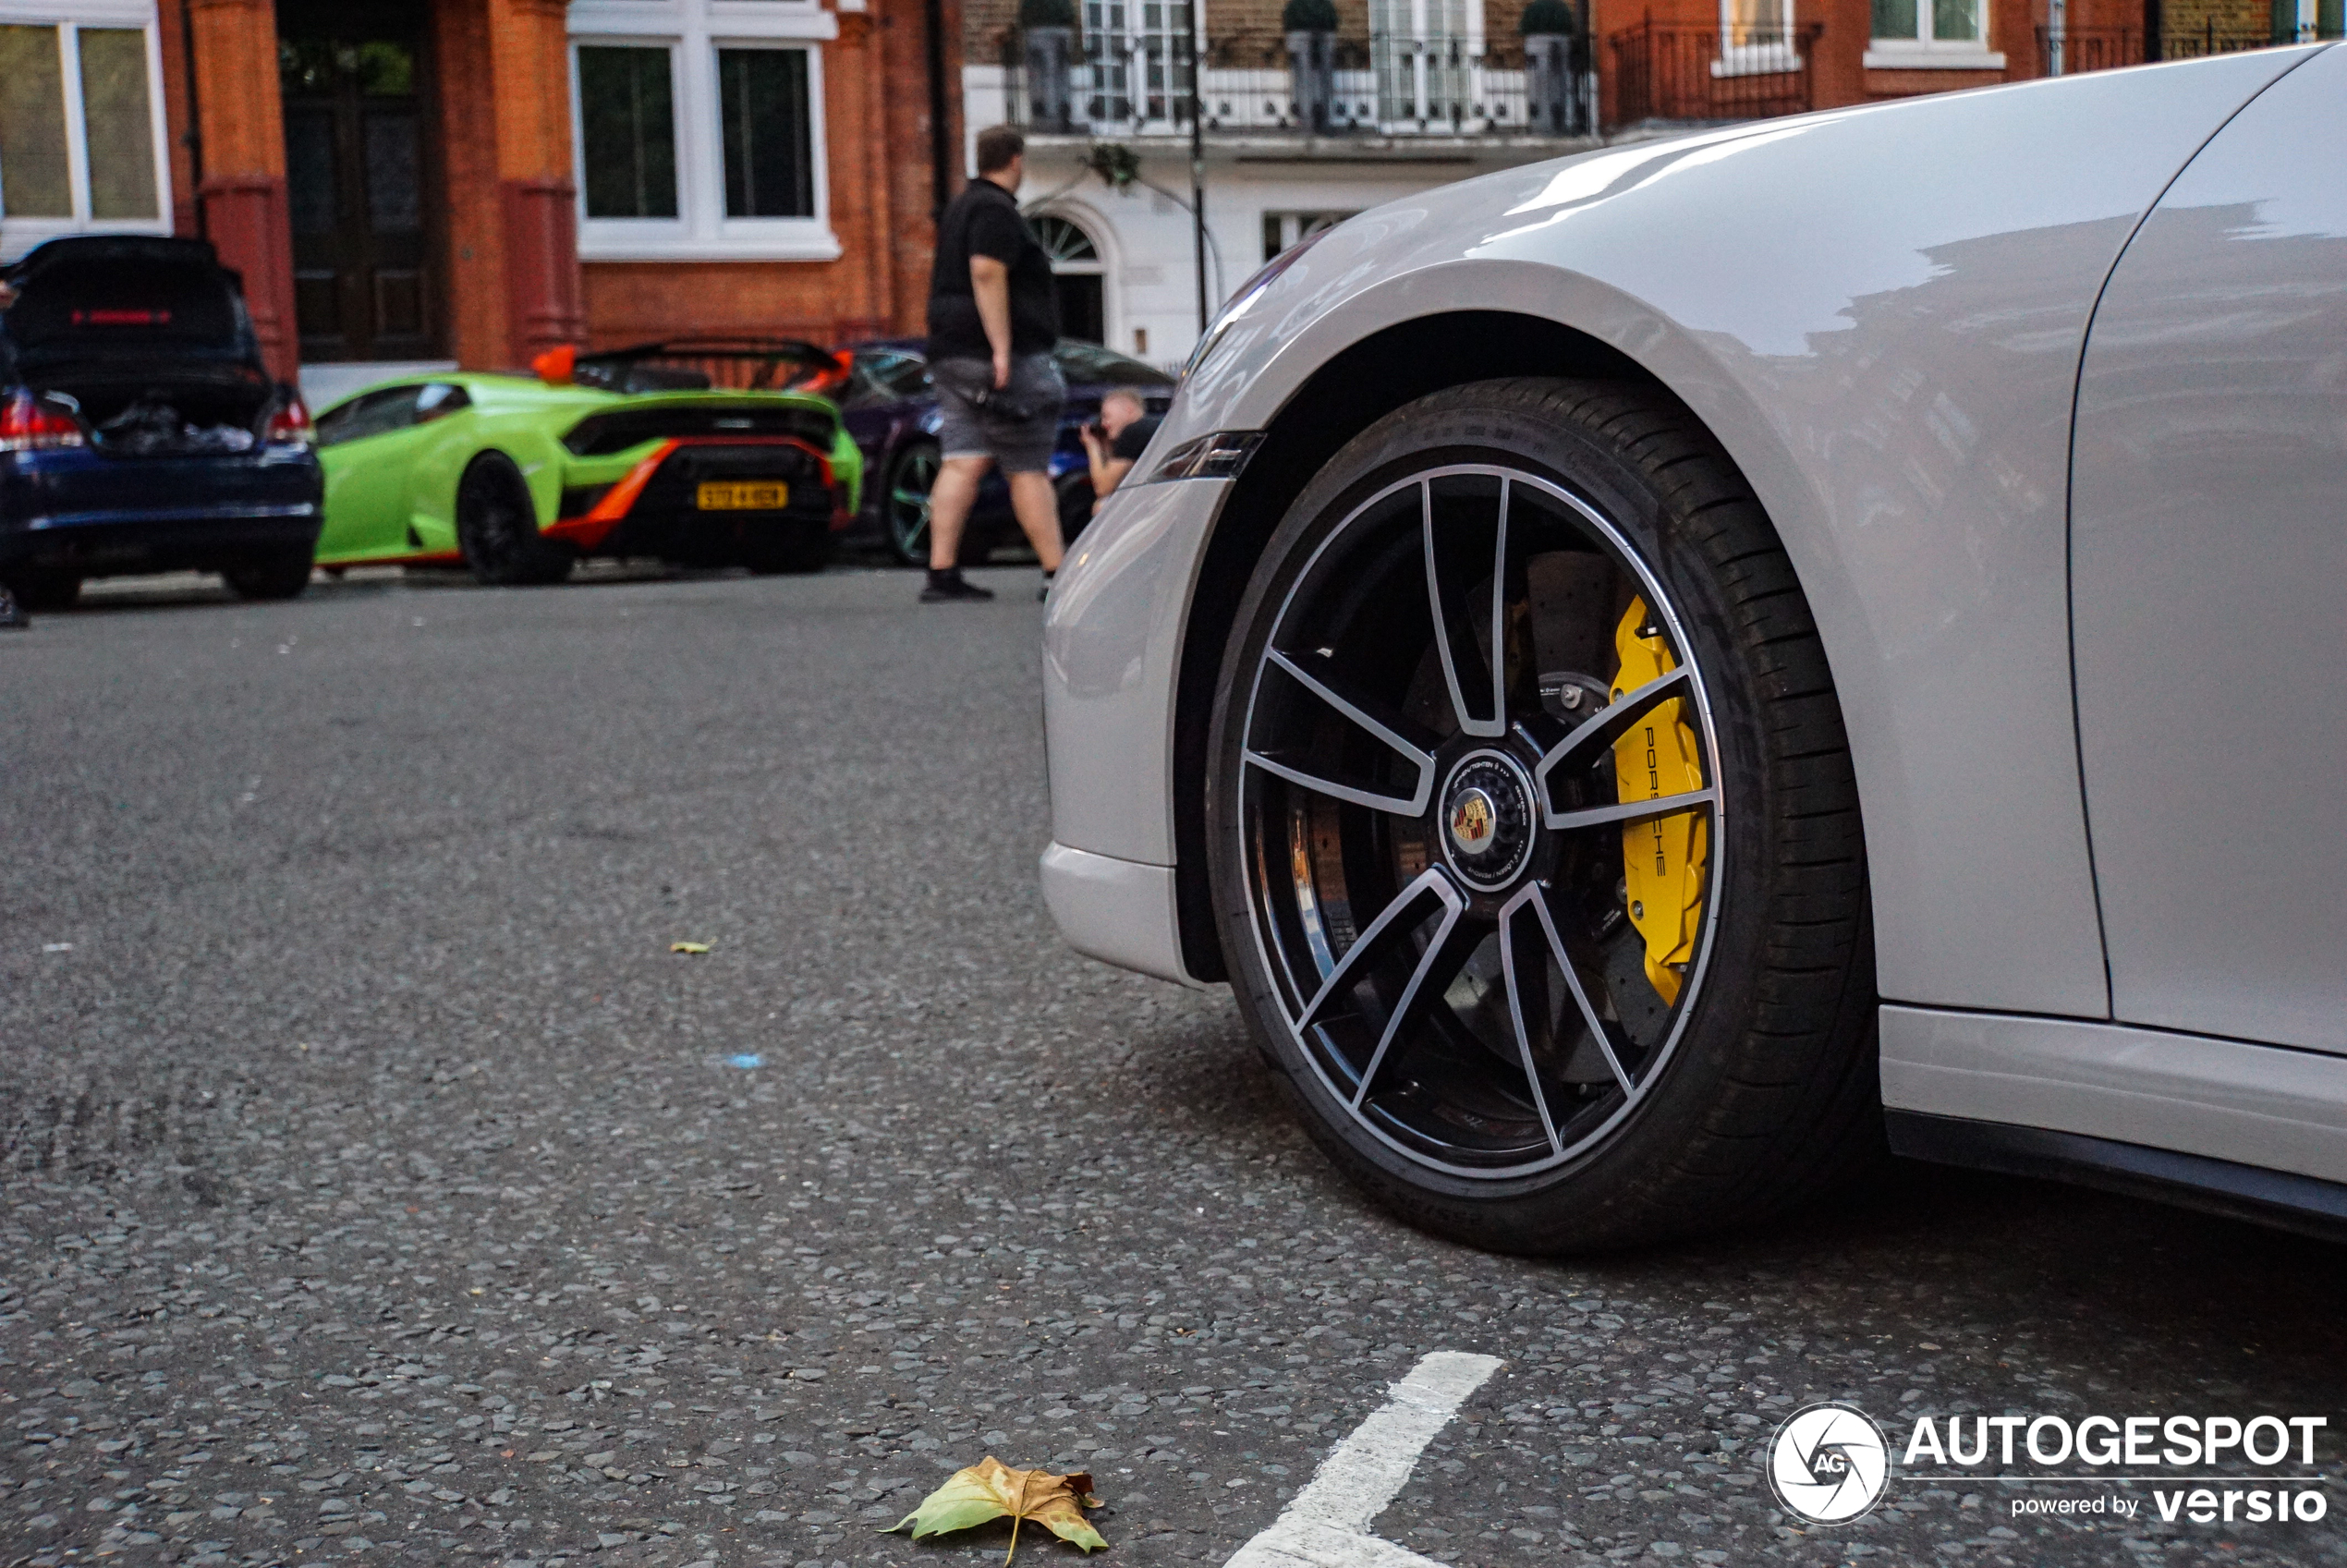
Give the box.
[1449,789,1497,853]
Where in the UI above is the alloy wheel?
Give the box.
[887,445,940,565]
[1235,465,1724,1180]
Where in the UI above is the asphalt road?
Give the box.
[5,565,2343,1568]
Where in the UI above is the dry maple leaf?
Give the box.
[885,1455,1107,1562]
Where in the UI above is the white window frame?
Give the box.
[0,0,174,261]
[569,0,840,262]
[1863,0,2004,67]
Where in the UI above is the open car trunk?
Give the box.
[52,366,277,456]
[5,237,278,455]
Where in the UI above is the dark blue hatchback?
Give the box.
[0,236,322,609]
[833,338,1174,565]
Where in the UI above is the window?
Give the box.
[1051,340,1174,387]
[1034,212,1105,345]
[0,17,170,253]
[569,0,836,261]
[1867,0,2000,61]
[578,45,678,219]
[718,48,813,218]
[1871,0,1979,43]
[314,384,425,448]
[1081,0,1194,128]
[1261,210,1356,263]
[1715,0,1798,72]
[845,349,932,408]
[1369,0,1473,126]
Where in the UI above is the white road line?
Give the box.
[1222,1351,1503,1568]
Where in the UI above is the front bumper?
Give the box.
[1039,475,1234,985]
[1039,844,1197,986]
[0,446,322,573]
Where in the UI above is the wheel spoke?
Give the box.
[1247,649,1440,816]
[1350,887,1482,1111]
[1542,786,1717,834]
[1497,884,1566,1155]
[1531,666,1695,790]
[1518,881,1636,1093]
[1421,480,1510,739]
[1296,867,1463,1030]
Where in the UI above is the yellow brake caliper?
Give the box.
[1611,598,1708,1004]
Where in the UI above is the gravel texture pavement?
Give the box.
[4,565,2343,1568]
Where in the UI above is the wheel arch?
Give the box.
[458,425,568,529]
[1166,309,1681,982]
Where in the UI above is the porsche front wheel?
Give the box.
[1205,379,1877,1254]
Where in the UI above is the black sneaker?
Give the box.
[919,570,994,603]
[0,586,26,630]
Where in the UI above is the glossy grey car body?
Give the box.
[1040,44,2347,1234]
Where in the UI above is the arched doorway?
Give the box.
[1034,213,1106,346]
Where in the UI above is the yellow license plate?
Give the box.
[696,480,789,510]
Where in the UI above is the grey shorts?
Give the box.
[931,353,1065,475]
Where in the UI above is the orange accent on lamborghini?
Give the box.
[544,440,680,551]
[542,436,836,554]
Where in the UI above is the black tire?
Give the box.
[6,567,80,612]
[742,528,832,575]
[1204,377,1877,1254]
[456,453,574,587]
[223,550,313,602]
[882,441,940,566]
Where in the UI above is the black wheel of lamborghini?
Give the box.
[223,549,313,602]
[882,442,939,565]
[456,453,574,587]
[1206,378,1877,1254]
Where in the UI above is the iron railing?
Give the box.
[2037,19,2341,73]
[1001,27,1597,138]
[1606,20,1820,124]
[2033,24,2145,72]
[2162,18,2341,55]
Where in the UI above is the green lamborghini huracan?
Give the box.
[311,341,864,585]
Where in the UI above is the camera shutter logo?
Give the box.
[1767,1402,1891,1524]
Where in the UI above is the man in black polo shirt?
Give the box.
[1077,386,1161,514]
[919,125,1066,603]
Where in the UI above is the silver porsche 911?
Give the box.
[1039,44,2347,1253]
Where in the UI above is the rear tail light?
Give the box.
[0,390,85,453]
[264,395,314,446]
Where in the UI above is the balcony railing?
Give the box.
[1002,27,1598,140]
[1606,21,1819,124]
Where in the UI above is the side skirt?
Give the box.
[1887,1110,2347,1243]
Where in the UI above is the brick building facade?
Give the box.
[0,0,960,391]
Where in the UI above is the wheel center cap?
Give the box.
[1450,789,1499,853]
[1440,752,1536,891]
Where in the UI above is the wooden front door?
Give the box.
[279,13,440,361]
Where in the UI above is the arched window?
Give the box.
[1033,213,1106,345]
